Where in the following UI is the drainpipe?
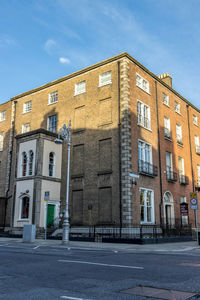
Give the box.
[155,81,163,226]
[118,61,122,236]
[186,104,196,230]
[186,104,195,192]
[5,100,17,228]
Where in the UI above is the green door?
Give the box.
[47,204,55,227]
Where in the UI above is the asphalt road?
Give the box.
[0,242,200,300]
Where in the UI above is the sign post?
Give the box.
[44,191,50,240]
[190,192,198,246]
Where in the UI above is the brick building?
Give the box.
[0,52,199,236]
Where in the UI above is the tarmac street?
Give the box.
[0,239,200,299]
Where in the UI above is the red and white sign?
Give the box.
[190,192,198,210]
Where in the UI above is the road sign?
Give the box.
[180,203,188,216]
[190,192,198,210]
[129,173,140,179]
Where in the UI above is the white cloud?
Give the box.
[44,39,57,54]
[59,57,70,64]
[0,35,16,47]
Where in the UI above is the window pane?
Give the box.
[146,191,152,206]
[49,152,55,176]
[140,190,144,205]
[0,133,4,151]
[29,150,34,175]
[22,152,27,176]
[49,91,58,104]
[140,206,144,222]
[147,207,152,222]
[21,197,29,219]
[48,115,57,133]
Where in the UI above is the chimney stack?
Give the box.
[158,73,172,88]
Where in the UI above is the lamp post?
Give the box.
[55,121,71,244]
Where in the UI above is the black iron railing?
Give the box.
[138,160,158,177]
[179,175,189,185]
[166,170,177,182]
[68,222,192,241]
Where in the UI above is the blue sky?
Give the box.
[0,0,200,108]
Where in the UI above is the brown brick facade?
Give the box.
[0,52,199,232]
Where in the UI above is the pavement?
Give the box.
[0,237,199,253]
[1,237,200,299]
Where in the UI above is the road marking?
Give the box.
[33,245,40,250]
[58,259,144,269]
[60,296,92,300]
[0,244,9,247]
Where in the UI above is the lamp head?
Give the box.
[54,138,63,144]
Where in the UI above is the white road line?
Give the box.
[60,296,92,300]
[33,245,40,250]
[0,244,9,247]
[58,259,144,269]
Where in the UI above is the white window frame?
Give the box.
[23,101,32,113]
[197,165,200,186]
[47,115,57,133]
[138,139,152,164]
[22,123,30,133]
[137,100,151,130]
[175,101,181,114]
[48,91,58,105]
[0,111,6,122]
[164,117,171,138]
[19,196,30,220]
[139,188,155,224]
[48,152,56,177]
[99,71,112,87]
[28,150,34,176]
[163,93,169,106]
[195,136,200,154]
[193,115,198,126]
[166,151,173,172]
[21,151,28,177]
[75,81,86,95]
[136,73,150,93]
[0,132,4,151]
[178,157,185,176]
[176,124,183,145]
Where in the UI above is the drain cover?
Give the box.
[120,286,197,300]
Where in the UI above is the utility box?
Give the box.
[23,224,36,243]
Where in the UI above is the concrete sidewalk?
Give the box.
[0,237,199,253]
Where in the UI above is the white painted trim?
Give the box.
[139,187,155,224]
[138,139,153,164]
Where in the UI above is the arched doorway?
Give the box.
[163,191,174,227]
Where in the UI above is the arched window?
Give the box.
[28,150,34,176]
[22,152,27,176]
[48,152,55,177]
[20,196,29,219]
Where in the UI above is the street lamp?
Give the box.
[55,121,71,244]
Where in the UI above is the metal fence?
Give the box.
[69,221,192,241]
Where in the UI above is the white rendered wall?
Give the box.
[42,140,62,179]
[14,180,34,227]
[17,139,36,178]
[39,180,61,227]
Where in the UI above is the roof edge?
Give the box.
[9,51,200,114]
[11,52,128,101]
